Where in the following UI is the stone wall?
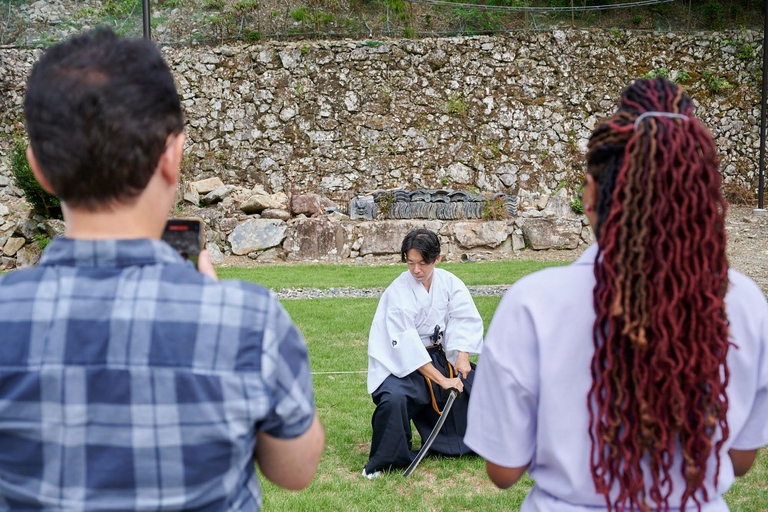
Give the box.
[0,29,762,265]
[1,29,764,200]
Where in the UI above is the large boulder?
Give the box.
[357,221,441,256]
[261,209,291,221]
[543,187,572,218]
[16,245,42,269]
[241,193,283,214]
[190,177,225,194]
[291,194,323,217]
[3,237,25,257]
[517,218,583,250]
[283,219,348,261]
[453,221,510,249]
[43,219,66,238]
[228,219,287,255]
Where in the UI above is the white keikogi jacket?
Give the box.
[366,268,484,394]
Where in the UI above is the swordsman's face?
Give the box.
[405,249,440,284]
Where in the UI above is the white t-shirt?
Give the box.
[367,268,484,394]
[464,244,768,512]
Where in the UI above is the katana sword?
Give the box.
[403,386,460,477]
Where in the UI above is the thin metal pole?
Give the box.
[759,0,767,210]
[142,0,151,40]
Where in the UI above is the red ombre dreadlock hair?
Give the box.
[585,77,731,511]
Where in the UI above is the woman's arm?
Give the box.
[729,448,758,477]
[486,460,529,489]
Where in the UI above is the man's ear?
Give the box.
[26,146,56,195]
[157,132,186,186]
[435,254,442,265]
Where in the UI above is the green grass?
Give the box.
[218,260,566,290]
[256,296,768,510]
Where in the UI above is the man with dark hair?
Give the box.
[363,228,484,477]
[0,28,324,510]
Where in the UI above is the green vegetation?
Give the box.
[482,197,509,221]
[703,70,733,94]
[290,5,309,21]
[218,259,566,289]
[642,68,670,80]
[202,0,223,9]
[9,139,61,219]
[251,294,768,511]
[676,70,691,83]
[376,192,396,217]
[446,95,467,118]
[571,182,585,214]
[33,234,51,250]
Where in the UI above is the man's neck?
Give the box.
[63,202,166,240]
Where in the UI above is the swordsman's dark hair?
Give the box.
[24,26,184,211]
[401,229,440,264]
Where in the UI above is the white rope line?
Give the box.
[312,370,368,375]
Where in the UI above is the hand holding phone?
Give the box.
[162,218,205,268]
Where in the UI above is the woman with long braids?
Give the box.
[464,77,768,511]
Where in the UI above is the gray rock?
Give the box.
[445,163,473,184]
[256,247,281,262]
[0,204,8,217]
[184,184,200,204]
[228,218,287,255]
[0,176,10,187]
[517,218,583,250]
[43,219,66,238]
[453,221,510,249]
[283,219,346,260]
[15,219,38,239]
[216,217,239,232]
[190,177,225,194]
[543,188,572,218]
[278,48,302,69]
[511,232,525,252]
[241,193,282,214]
[16,245,42,269]
[261,208,291,220]
[357,221,441,256]
[3,237,25,256]
[1,257,15,270]
[205,242,225,265]
[200,186,232,205]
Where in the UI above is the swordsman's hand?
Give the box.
[455,352,471,380]
[441,376,464,394]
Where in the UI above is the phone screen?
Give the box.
[162,218,204,268]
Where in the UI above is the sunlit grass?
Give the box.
[258,296,768,511]
[218,260,567,290]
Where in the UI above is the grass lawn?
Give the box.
[255,296,768,511]
[218,260,567,290]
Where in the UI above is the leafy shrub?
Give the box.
[10,140,62,219]
[702,2,723,28]
[290,6,308,21]
[446,95,467,118]
[703,70,732,94]
[676,70,691,83]
[642,68,669,80]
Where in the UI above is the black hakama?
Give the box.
[364,346,476,474]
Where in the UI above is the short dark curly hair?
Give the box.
[23,27,184,210]
[401,229,440,264]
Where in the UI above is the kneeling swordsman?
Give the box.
[363,229,484,477]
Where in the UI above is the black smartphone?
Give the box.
[162,218,205,268]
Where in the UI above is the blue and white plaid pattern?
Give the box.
[0,238,315,511]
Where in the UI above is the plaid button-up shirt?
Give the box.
[0,238,315,511]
